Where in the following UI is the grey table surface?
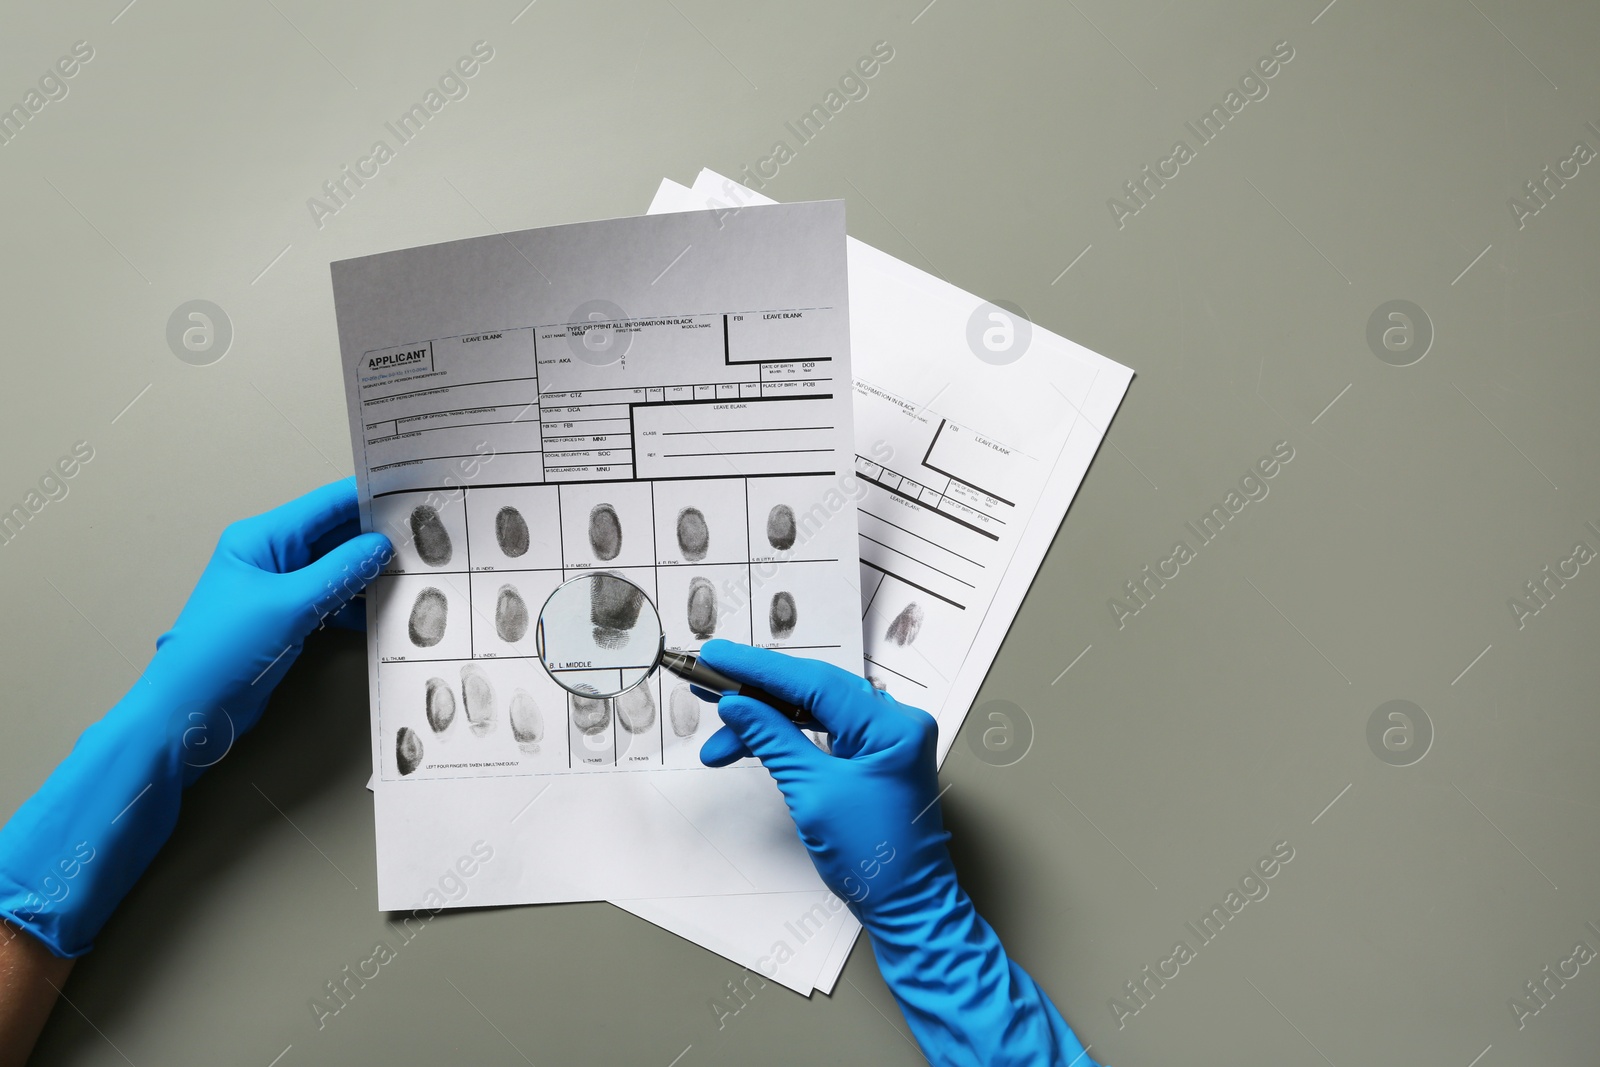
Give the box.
[3,1,1597,1064]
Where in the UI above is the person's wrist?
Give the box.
[0,688,185,957]
[857,862,983,991]
[139,634,231,701]
[82,684,191,794]
[112,662,240,790]
[846,833,962,933]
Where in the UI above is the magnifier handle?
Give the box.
[661,651,816,728]
[725,679,813,728]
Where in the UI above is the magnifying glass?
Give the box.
[534,572,814,727]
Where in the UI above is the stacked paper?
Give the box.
[615,171,1133,995]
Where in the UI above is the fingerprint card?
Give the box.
[333,201,861,908]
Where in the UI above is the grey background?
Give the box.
[2,0,1596,1063]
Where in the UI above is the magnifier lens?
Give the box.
[535,573,665,699]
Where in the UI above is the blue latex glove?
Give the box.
[0,479,391,957]
[698,640,1101,1067]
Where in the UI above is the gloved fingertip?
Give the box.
[355,530,395,563]
[696,638,742,667]
[306,531,391,586]
[696,639,763,671]
[699,726,752,767]
[324,475,359,504]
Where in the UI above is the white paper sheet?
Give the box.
[333,201,866,910]
[616,173,1134,995]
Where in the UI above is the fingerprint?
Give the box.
[769,591,797,638]
[676,507,710,561]
[396,727,423,776]
[590,573,644,650]
[460,663,496,736]
[668,684,700,738]
[495,584,529,642]
[509,689,543,754]
[408,587,449,647]
[425,677,456,733]
[410,505,453,567]
[766,505,797,551]
[496,506,530,558]
[617,684,657,735]
[588,503,622,561]
[686,577,718,640]
[885,603,924,647]
[571,694,611,736]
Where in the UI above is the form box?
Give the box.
[536,315,722,394]
[364,379,538,427]
[923,420,1022,506]
[632,396,838,480]
[725,308,837,365]
[367,402,539,443]
[366,420,542,472]
[541,421,633,444]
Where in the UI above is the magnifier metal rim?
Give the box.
[534,572,665,700]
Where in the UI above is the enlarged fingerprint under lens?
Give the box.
[425,677,456,733]
[668,684,700,738]
[769,591,797,638]
[686,577,718,640]
[617,684,656,735]
[396,727,423,776]
[496,506,530,558]
[461,663,496,736]
[409,587,449,647]
[495,584,529,642]
[676,507,710,561]
[588,503,622,561]
[571,694,611,735]
[885,603,924,647]
[509,689,543,753]
[766,505,796,551]
[410,505,453,567]
[590,573,644,649]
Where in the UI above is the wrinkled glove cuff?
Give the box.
[0,686,186,957]
[859,870,1100,1067]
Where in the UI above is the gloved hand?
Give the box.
[698,641,1101,1067]
[0,479,391,958]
